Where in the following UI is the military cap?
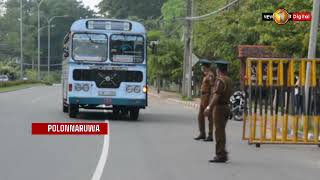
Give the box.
[199,59,213,66]
[214,60,230,71]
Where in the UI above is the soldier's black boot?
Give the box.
[203,136,213,142]
[209,156,228,163]
[194,134,206,140]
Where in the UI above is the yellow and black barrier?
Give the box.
[242,58,320,147]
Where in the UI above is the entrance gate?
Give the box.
[242,58,320,147]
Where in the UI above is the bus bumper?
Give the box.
[68,97,146,108]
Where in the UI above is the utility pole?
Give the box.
[37,0,45,80]
[183,0,193,98]
[305,0,320,114]
[48,20,51,77]
[37,3,41,80]
[150,41,160,93]
[20,0,23,79]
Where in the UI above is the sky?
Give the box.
[81,0,102,13]
[0,0,102,15]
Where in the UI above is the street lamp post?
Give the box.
[38,25,53,35]
[37,25,54,76]
[47,15,68,77]
[37,0,45,80]
[20,0,23,79]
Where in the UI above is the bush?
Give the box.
[42,71,61,84]
[25,70,38,81]
[25,69,61,83]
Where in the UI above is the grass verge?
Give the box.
[0,80,52,93]
[181,95,193,101]
[0,83,44,93]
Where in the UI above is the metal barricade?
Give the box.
[242,58,320,147]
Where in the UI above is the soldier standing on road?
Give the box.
[204,60,232,163]
[194,59,216,142]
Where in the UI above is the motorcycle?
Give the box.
[229,90,246,121]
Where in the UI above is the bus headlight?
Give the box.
[143,86,148,93]
[75,83,82,91]
[83,84,90,92]
[134,86,141,93]
[126,85,134,93]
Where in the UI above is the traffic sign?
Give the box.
[192,53,199,67]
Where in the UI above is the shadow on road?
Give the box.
[140,112,193,125]
[76,111,111,121]
[76,110,139,122]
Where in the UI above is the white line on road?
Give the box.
[90,120,110,180]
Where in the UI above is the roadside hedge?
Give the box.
[0,80,52,88]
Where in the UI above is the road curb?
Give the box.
[167,98,200,109]
[148,92,161,98]
[149,91,200,109]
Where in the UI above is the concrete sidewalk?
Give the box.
[148,88,201,109]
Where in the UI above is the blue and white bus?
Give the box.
[62,19,148,120]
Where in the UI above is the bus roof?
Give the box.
[70,19,146,34]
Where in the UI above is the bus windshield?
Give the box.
[110,34,144,63]
[72,34,108,61]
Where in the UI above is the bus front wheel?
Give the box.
[129,109,139,120]
[69,104,79,118]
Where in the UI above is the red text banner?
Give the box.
[32,123,108,135]
[291,12,312,21]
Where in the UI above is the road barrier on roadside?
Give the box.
[242,58,320,147]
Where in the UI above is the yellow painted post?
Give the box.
[303,113,309,142]
[263,61,272,140]
[311,60,318,144]
[258,61,263,142]
[289,61,295,143]
[242,60,249,140]
[300,61,306,85]
[315,116,319,144]
[270,61,276,142]
[248,60,254,143]
[293,115,298,143]
[253,64,257,142]
[272,61,281,142]
[300,61,306,142]
[283,61,289,142]
[302,61,309,143]
[278,61,287,142]
[311,60,317,87]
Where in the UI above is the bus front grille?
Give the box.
[73,69,143,88]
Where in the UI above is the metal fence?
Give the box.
[242,58,320,147]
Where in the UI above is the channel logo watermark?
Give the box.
[262,8,311,25]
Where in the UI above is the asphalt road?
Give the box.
[0,85,319,180]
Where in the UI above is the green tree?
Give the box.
[0,0,94,78]
[98,0,164,19]
[0,59,19,79]
[193,0,313,82]
[148,30,184,86]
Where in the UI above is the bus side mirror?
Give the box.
[63,47,69,57]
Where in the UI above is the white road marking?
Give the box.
[90,120,110,180]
